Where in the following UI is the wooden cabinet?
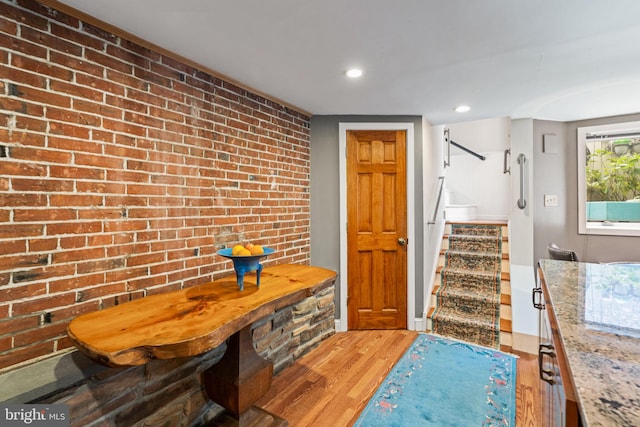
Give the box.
[534,265,582,427]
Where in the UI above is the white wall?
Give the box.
[445,117,511,220]
[509,119,538,351]
[423,121,446,316]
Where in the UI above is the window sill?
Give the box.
[581,222,640,237]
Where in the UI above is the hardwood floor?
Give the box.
[257,330,540,426]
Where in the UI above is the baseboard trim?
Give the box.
[512,332,538,354]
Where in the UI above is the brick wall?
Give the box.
[0,0,312,373]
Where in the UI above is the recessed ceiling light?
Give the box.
[346,68,363,78]
[455,105,470,113]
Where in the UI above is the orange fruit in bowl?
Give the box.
[237,248,251,256]
[250,245,264,255]
[231,244,245,256]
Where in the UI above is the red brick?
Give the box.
[0,223,44,238]
[87,233,113,247]
[50,79,104,102]
[11,292,76,316]
[105,266,147,283]
[127,274,168,291]
[0,336,12,352]
[0,14,18,36]
[121,39,162,62]
[58,236,85,250]
[49,165,105,180]
[106,69,147,92]
[74,152,124,169]
[17,0,80,29]
[0,341,54,371]
[28,238,58,252]
[77,258,126,275]
[78,208,124,220]
[52,247,104,264]
[73,99,122,119]
[0,93,45,116]
[6,83,71,107]
[9,146,72,165]
[76,72,126,96]
[75,181,126,195]
[50,300,101,322]
[13,322,69,347]
[102,118,146,137]
[49,194,103,207]
[85,48,132,74]
[0,160,47,177]
[0,239,27,255]
[126,87,167,108]
[0,33,47,58]
[11,178,74,192]
[47,221,102,236]
[0,283,46,303]
[14,208,76,222]
[12,53,74,81]
[46,107,102,128]
[50,22,104,51]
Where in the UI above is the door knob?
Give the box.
[398,237,407,246]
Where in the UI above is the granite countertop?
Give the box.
[539,259,640,427]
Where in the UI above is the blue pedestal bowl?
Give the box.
[216,247,275,291]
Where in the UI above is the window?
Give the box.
[577,121,640,236]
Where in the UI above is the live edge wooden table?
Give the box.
[67,264,337,426]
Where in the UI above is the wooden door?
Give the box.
[347,130,407,329]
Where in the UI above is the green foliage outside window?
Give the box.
[586,143,640,202]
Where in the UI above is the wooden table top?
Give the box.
[67,264,337,367]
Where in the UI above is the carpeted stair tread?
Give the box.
[432,306,499,328]
[447,234,502,253]
[451,224,502,237]
[436,287,500,313]
[443,251,501,273]
[440,266,500,280]
[436,299,499,318]
[431,308,500,348]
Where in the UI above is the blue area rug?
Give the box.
[354,334,517,426]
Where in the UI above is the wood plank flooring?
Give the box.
[257,330,540,426]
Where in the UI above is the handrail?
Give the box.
[428,176,445,224]
[450,140,486,161]
[517,153,527,209]
[443,129,451,168]
[503,148,511,174]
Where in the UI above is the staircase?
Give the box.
[426,221,512,352]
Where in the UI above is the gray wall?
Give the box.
[533,113,640,264]
[310,115,424,319]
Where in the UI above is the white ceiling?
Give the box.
[57,0,640,125]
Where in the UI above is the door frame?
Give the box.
[337,122,416,332]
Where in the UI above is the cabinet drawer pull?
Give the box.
[538,343,556,384]
[532,288,545,309]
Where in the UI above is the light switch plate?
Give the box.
[544,194,558,207]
